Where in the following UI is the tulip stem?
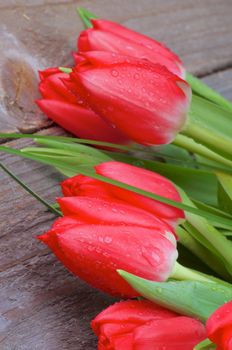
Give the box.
[173,134,232,168]
[171,262,232,288]
[181,122,232,161]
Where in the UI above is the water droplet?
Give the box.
[87,246,95,252]
[134,73,140,79]
[104,236,112,243]
[111,69,119,77]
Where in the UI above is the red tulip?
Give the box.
[206,301,232,349]
[78,19,185,78]
[36,67,129,144]
[38,161,182,297]
[62,161,185,228]
[91,300,206,350]
[67,51,191,145]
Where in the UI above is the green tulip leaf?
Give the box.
[118,270,232,322]
[77,7,97,28]
[216,171,232,215]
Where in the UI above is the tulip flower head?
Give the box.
[78,19,185,78]
[36,67,129,144]
[91,299,207,350]
[206,300,232,349]
[39,161,183,297]
[66,51,191,145]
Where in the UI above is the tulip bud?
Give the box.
[78,19,185,78]
[91,300,206,350]
[61,161,185,227]
[206,301,232,349]
[39,214,177,297]
[68,51,191,145]
[37,67,129,144]
[38,161,183,297]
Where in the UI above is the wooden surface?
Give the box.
[0,0,232,349]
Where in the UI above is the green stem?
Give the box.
[171,262,231,287]
[182,123,232,161]
[173,134,232,169]
[0,162,62,216]
[171,262,214,283]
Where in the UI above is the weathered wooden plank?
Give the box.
[0,0,232,133]
[202,68,232,101]
[0,127,116,349]
[0,255,115,350]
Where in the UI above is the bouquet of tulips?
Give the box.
[1,7,232,350]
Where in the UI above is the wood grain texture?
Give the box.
[0,128,116,350]
[0,0,232,349]
[0,0,232,133]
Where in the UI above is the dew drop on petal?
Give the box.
[111,69,119,77]
[104,236,112,244]
[134,73,140,79]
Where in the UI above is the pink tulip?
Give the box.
[91,299,206,349]
[37,67,129,144]
[206,301,232,349]
[66,51,191,145]
[38,161,183,297]
[78,19,185,78]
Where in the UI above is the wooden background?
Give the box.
[0,0,232,349]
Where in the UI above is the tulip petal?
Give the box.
[91,20,182,66]
[57,196,177,241]
[206,301,232,349]
[70,55,191,145]
[78,28,183,78]
[96,161,184,226]
[36,99,128,143]
[78,19,185,78]
[133,317,206,350]
[92,300,178,331]
[41,222,178,296]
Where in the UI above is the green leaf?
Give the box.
[194,339,215,350]
[118,270,232,322]
[58,67,72,73]
[1,144,232,229]
[193,199,232,230]
[0,132,132,151]
[186,72,232,113]
[154,143,194,165]
[0,162,61,216]
[77,7,97,28]
[190,95,232,139]
[216,172,232,215]
[180,189,232,275]
[34,138,111,160]
[177,226,230,280]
